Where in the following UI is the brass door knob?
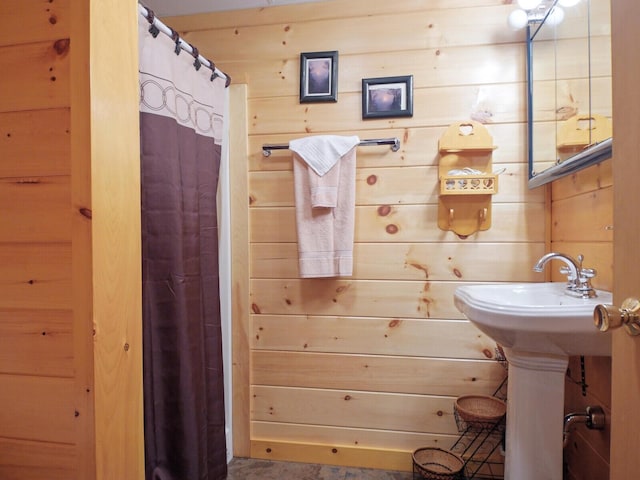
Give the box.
[594,297,640,336]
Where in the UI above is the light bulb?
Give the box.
[508,9,530,30]
[517,0,542,10]
[546,6,565,26]
[559,0,580,6]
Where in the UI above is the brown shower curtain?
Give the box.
[138,11,228,480]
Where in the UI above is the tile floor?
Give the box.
[226,457,415,479]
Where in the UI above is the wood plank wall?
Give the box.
[547,0,613,477]
[169,0,547,471]
[0,2,78,477]
[0,1,144,479]
[552,161,613,480]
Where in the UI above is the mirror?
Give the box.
[527,0,612,188]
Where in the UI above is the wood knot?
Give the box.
[53,38,70,56]
[79,207,92,219]
[385,224,398,234]
[388,319,401,328]
[366,175,377,185]
[377,205,391,216]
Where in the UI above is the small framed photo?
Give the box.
[362,75,414,119]
[300,51,338,103]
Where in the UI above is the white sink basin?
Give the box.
[454,282,612,356]
[454,282,613,480]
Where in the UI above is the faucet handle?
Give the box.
[581,268,597,279]
[559,266,577,279]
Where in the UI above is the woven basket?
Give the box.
[412,447,464,480]
[455,395,506,424]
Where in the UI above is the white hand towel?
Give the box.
[289,135,360,176]
[293,146,357,278]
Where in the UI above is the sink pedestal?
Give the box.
[503,348,568,480]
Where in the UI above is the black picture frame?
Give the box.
[299,51,338,103]
[362,75,414,119]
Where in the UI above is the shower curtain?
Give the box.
[138,12,228,480]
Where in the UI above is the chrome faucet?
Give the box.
[533,252,597,298]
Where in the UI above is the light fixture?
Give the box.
[508,9,530,30]
[508,0,576,30]
[546,6,565,25]
[517,0,542,10]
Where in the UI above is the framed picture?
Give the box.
[300,51,338,103]
[362,75,414,119]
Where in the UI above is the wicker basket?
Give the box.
[412,447,464,480]
[455,395,506,424]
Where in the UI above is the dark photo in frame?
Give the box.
[362,75,414,119]
[299,51,338,103]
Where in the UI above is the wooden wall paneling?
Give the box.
[249,163,539,207]
[182,6,520,63]
[550,131,613,478]
[69,2,95,477]
[532,77,611,123]
[0,438,76,480]
[549,242,612,290]
[0,177,71,243]
[0,0,70,47]
[534,36,611,81]
[251,279,468,319]
[0,40,70,113]
[250,124,527,171]
[551,159,613,201]
[252,386,460,434]
[0,243,71,310]
[564,431,609,480]
[0,374,75,444]
[250,439,411,472]
[212,43,525,100]
[166,0,518,32]
[229,83,252,457]
[175,0,536,470]
[251,203,545,243]
[551,187,613,243]
[251,421,458,452]
[251,315,497,359]
[248,84,524,135]
[252,243,546,282]
[0,109,71,177]
[0,309,73,377]
[252,351,505,396]
[564,354,611,480]
[80,0,144,476]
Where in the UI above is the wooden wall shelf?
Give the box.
[437,122,498,238]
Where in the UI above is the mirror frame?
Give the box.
[526,5,612,189]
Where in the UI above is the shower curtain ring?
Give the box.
[191,47,202,71]
[169,28,181,55]
[145,8,160,37]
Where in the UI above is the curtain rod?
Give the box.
[138,3,231,87]
[262,137,401,157]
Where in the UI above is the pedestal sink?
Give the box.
[454,282,612,480]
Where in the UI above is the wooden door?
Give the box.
[610,0,640,478]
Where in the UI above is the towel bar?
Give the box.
[262,137,400,157]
